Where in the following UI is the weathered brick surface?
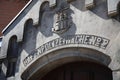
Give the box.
[0,0,29,36]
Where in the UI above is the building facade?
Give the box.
[0,0,120,80]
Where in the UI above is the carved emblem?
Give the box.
[52,5,72,34]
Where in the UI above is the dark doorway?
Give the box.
[41,61,112,80]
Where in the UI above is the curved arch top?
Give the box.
[0,34,19,59]
[39,0,56,8]
[21,47,111,80]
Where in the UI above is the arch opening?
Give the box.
[21,47,112,80]
[41,61,113,80]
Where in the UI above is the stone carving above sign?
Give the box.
[52,3,72,34]
[23,34,110,67]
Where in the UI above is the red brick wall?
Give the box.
[0,0,29,36]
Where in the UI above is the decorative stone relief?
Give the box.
[52,4,72,34]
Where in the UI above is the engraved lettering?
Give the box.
[95,37,102,47]
[89,36,97,45]
[23,34,110,66]
[101,38,109,49]
[84,35,90,44]
[78,35,85,44]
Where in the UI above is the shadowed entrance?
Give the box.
[41,61,112,80]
